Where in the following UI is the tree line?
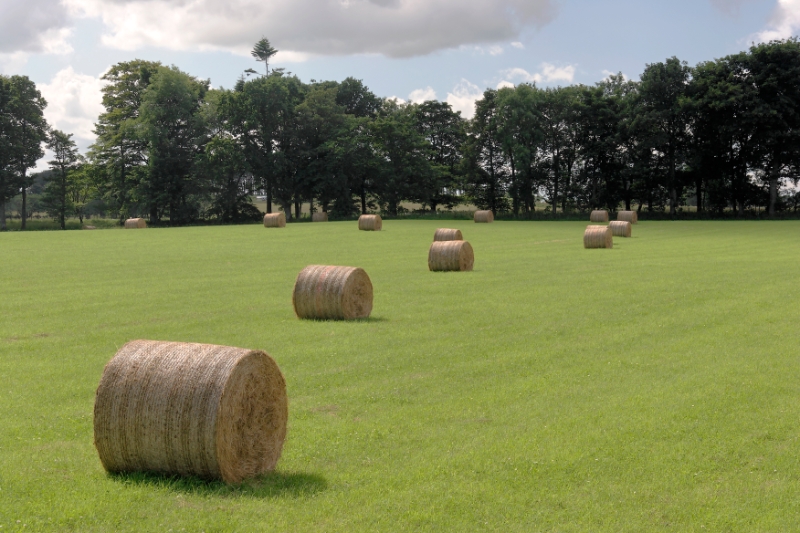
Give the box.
[3,38,800,230]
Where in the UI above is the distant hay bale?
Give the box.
[83,225,96,230]
[311,212,328,222]
[617,210,638,224]
[293,265,373,320]
[609,220,632,237]
[93,340,288,484]
[589,210,609,223]
[584,225,613,249]
[428,241,474,271]
[433,228,463,241]
[474,210,494,223]
[263,212,286,228]
[358,214,382,231]
[124,218,146,229]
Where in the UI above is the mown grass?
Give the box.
[1,220,799,532]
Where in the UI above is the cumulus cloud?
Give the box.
[39,67,106,144]
[496,80,515,89]
[409,86,437,103]
[446,79,483,119]
[497,62,576,87]
[511,41,525,49]
[65,0,557,58]
[0,52,30,75]
[0,0,73,54]
[754,0,800,42]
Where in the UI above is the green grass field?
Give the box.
[1,220,799,531]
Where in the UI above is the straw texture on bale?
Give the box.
[124,218,146,229]
[433,228,463,241]
[358,214,382,231]
[609,220,632,237]
[263,212,286,228]
[474,210,494,223]
[428,240,474,271]
[617,210,638,224]
[584,225,613,249]
[93,340,288,484]
[293,265,373,320]
[590,210,609,223]
[311,212,328,222]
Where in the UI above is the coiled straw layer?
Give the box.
[124,218,146,229]
[584,225,613,248]
[474,210,494,223]
[311,212,328,222]
[293,265,373,320]
[590,210,609,223]
[93,340,288,484]
[428,241,474,271]
[617,210,638,224]
[264,212,286,228]
[433,228,463,241]
[358,214,382,231]
[609,220,632,237]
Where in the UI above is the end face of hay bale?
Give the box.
[474,210,494,223]
[617,210,638,224]
[293,265,373,320]
[264,212,286,228]
[93,340,288,484]
[428,241,474,271]
[583,225,613,249]
[358,214,382,231]
[311,212,328,222]
[609,220,632,237]
[433,228,463,241]
[124,218,146,229]
[589,210,609,223]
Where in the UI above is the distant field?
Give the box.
[1,220,799,531]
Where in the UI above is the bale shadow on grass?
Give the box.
[110,470,327,499]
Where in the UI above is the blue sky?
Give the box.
[1,0,795,162]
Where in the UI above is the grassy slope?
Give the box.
[1,220,799,532]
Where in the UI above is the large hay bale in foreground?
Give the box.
[93,340,288,484]
[474,210,494,223]
[293,265,373,320]
[617,210,638,224]
[609,220,632,237]
[584,225,613,249]
[428,241,474,271]
[124,218,146,229]
[311,212,328,222]
[263,212,286,228]
[358,214,382,231]
[433,228,463,241]
[589,210,609,223]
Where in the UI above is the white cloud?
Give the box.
[446,79,483,119]
[754,0,800,42]
[64,0,557,58]
[0,52,30,74]
[408,86,437,103]
[39,67,106,144]
[500,62,576,85]
[496,80,515,89]
[0,0,73,54]
[511,41,525,49]
[601,69,628,81]
[488,45,504,56]
[386,96,406,104]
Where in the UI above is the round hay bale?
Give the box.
[474,210,494,223]
[617,210,638,224]
[293,265,373,320]
[584,225,613,249]
[124,218,146,229]
[93,340,288,484]
[609,220,632,238]
[428,241,474,271]
[311,212,328,222]
[589,210,609,223]
[433,228,463,241]
[264,212,286,228]
[358,214,382,231]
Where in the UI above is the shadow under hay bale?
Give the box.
[609,220,632,237]
[474,210,494,223]
[617,210,638,224]
[590,210,609,223]
[293,265,373,320]
[428,241,474,271]
[124,218,146,229]
[93,340,288,484]
[584,225,613,249]
[433,228,463,241]
[264,212,286,228]
[311,212,328,222]
[358,214,382,231]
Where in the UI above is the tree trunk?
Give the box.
[695,176,703,213]
[552,152,559,218]
[60,168,67,230]
[21,184,27,230]
[294,200,301,220]
[361,187,367,215]
[0,201,6,231]
[669,147,677,216]
[768,165,779,217]
[266,177,272,214]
